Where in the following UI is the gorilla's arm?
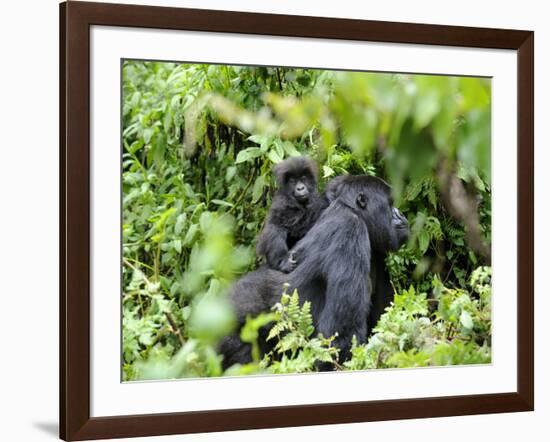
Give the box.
[367,254,393,335]
[320,270,370,361]
[289,205,372,361]
[256,221,292,271]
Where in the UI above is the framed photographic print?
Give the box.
[60,1,534,440]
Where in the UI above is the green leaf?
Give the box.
[152,133,166,165]
[225,166,237,182]
[281,141,301,157]
[128,139,144,154]
[247,134,265,145]
[418,230,430,254]
[322,165,335,178]
[183,224,199,245]
[272,139,285,158]
[211,199,234,208]
[252,175,266,203]
[199,211,214,233]
[267,149,283,164]
[460,310,474,330]
[181,306,192,321]
[174,213,187,235]
[235,147,263,163]
[143,127,154,144]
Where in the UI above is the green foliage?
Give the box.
[122,60,492,379]
[260,288,339,373]
[123,215,250,380]
[344,267,491,370]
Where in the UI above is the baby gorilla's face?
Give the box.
[286,172,314,204]
[273,156,319,206]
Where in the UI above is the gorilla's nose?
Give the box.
[392,207,408,227]
[296,183,306,194]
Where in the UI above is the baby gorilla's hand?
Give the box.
[278,251,297,273]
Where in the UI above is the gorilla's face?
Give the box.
[326,175,410,253]
[286,173,315,204]
[274,157,319,206]
[392,207,410,248]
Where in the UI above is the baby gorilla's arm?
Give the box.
[282,230,313,273]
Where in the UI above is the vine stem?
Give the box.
[124,256,155,272]
[154,242,161,282]
[332,360,345,370]
[276,68,283,90]
[227,169,256,215]
[165,312,185,347]
[122,258,149,316]
[123,257,152,284]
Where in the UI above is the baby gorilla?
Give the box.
[256,156,327,272]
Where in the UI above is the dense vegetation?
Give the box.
[122,61,492,380]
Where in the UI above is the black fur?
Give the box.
[367,206,409,334]
[220,175,409,370]
[325,176,409,335]
[256,156,328,272]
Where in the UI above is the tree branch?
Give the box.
[437,160,491,264]
[165,312,185,347]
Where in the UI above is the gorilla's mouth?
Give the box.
[294,193,310,204]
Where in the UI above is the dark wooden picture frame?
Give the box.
[60,1,534,440]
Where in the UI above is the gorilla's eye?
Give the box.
[356,192,367,209]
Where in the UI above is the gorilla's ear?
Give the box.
[325,175,348,202]
[356,192,368,209]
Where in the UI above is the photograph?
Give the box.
[121,60,492,381]
[1,0,543,440]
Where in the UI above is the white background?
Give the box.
[0,0,546,440]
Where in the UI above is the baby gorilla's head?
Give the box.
[273,156,319,205]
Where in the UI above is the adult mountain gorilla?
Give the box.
[220,175,409,369]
